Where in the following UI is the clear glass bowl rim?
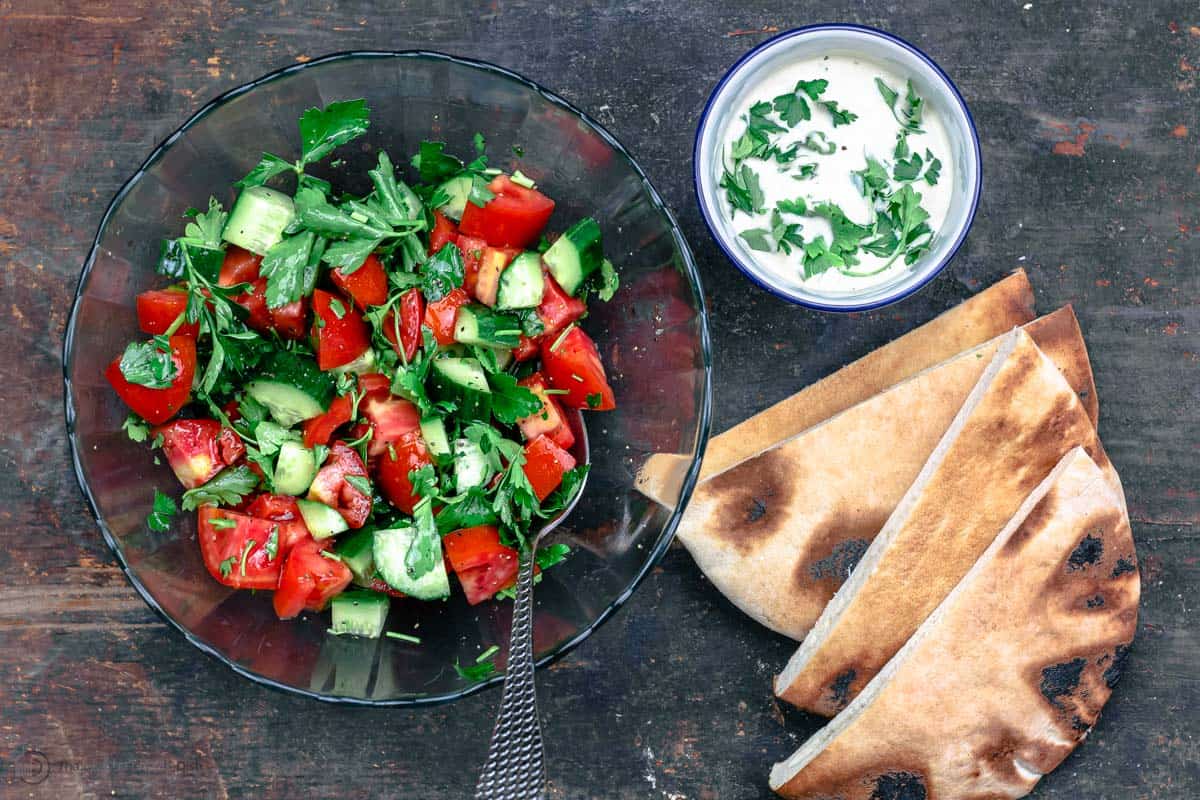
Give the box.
[62,49,713,706]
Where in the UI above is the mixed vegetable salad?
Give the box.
[107,100,618,639]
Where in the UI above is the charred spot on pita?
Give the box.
[827,669,857,709]
[869,771,927,800]
[706,448,797,550]
[1040,658,1087,710]
[1111,558,1136,578]
[808,538,871,582]
[1103,645,1132,689]
[1067,535,1104,570]
[1086,594,1105,608]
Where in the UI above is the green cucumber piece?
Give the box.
[453,304,521,349]
[373,525,451,600]
[419,416,452,458]
[329,590,390,638]
[430,357,492,421]
[453,438,492,492]
[274,440,317,495]
[245,351,334,427]
[434,174,474,221]
[296,498,349,540]
[336,528,377,585]
[543,217,603,295]
[222,186,296,256]
[495,252,545,310]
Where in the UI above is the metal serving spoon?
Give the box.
[474,412,589,800]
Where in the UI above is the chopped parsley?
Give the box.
[146,489,177,532]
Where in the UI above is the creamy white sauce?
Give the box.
[720,54,955,293]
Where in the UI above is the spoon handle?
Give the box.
[474,546,546,800]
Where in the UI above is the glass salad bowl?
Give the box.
[63,51,712,705]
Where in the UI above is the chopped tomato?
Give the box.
[357,372,392,396]
[245,494,312,554]
[474,246,519,306]
[307,441,372,528]
[459,175,555,249]
[273,538,351,619]
[443,525,521,605]
[312,289,371,370]
[516,373,575,451]
[104,335,196,424]
[353,393,421,459]
[154,419,245,489]
[423,287,470,346]
[218,247,272,333]
[513,335,539,362]
[331,254,389,308]
[522,434,576,502]
[537,272,586,340]
[428,211,460,256]
[457,234,488,297]
[136,288,199,338]
[268,298,309,341]
[541,326,615,410]
[198,506,286,590]
[375,431,432,515]
[382,288,424,362]
[301,394,354,448]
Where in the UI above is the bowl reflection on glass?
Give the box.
[64,51,711,705]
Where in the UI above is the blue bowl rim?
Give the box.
[62,49,713,707]
[692,22,983,312]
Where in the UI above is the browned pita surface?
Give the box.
[671,309,1098,641]
[775,330,1121,716]
[635,270,1037,506]
[770,448,1139,799]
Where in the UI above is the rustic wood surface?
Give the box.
[2,1,1197,797]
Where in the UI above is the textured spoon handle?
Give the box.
[474,546,546,800]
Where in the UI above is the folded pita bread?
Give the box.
[770,447,1140,799]
[776,329,1123,715]
[670,309,1098,641]
[636,270,1039,506]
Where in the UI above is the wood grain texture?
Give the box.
[0,0,1196,797]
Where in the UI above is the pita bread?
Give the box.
[775,329,1123,715]
[670,309,1099,641]
[636,270,1038,506]
[770,448,1139,799]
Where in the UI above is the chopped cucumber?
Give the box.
[245,351,334,427]
[434,174,474,221]
[453,438,492,492]
[430,357,492,421]
[330,590,390,638]
[495,252,545,310]
[453,305,521,349]
[274,440,317,495]
[332,347,377,376]
[336,528,377,585]
[373,526,451,600]
[419,416,452,458]
[222,186,296,255]
[543,217,603,295]
[297,498,349,539]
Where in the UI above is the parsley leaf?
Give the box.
[820,100,858,127]
[802,237,846,278]
[776,197,808,216]
[801,131,837,155]
[795,78,828,99]
[181,465,260,511]
[720,163,765,216]
[235,153,295,189]
[739,228,773,252]
[147,489,177,532]
[323,237,383,274]
[344,473,372,497]
[118,338,178,388]
[184,197,228,248]
[435,486,499,535]
[772,90,810,128]
[404,498,442,579]
[594,258,619,302]
[539,465,589,518]
[812,203,873,259]
[122,413,151,443]
[420,243,466,302]
[298,98,370,165]
[488,372,543,424]
[368,151,416,224]
[412,140,463,185]
[218,556,237,578]
[259,231,316,308]
[453,659,497,682]
[264,526,280,561]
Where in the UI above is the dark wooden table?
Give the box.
[3,2,1197,797]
